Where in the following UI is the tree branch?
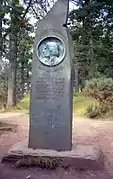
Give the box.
[22,0,33,19]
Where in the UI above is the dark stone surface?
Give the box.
[29,0,74,151]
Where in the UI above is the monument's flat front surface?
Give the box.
[29,0,73,151]
[3,139,104,170]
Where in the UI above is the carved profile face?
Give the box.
[37,36,65,66]
[47,42,59,57]
[41,44,50,58]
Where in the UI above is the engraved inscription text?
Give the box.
[35,77,65,100]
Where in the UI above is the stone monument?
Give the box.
[28,0,73,151]
[1,0,104,170]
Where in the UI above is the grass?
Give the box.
[0,94,30,113]
[16,93,30,111]
[73,93,113,119]
[1,92,113,120]
[17,92,97,117]
[73,92,98,116]
[17,92,98,117]
[0,92,99,117]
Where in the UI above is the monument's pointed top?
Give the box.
[45,0,69,26]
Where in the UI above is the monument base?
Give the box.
[1,140,104,170]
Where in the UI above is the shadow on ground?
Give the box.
[0,113,113,179]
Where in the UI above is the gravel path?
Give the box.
[0,113,113,179]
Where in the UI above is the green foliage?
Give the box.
[73,92,98,116]
[0,72,7,108]
[69,0,113,91]
[14,156,60,169]
[0,90,7,108]
[86,103,110,119]
[86,104,100,119]
[16,94,29,110]
[0,93,29,112]
[85,77,113,107]
[0,0,34,106]
[104,109,113,120]
[73,92,113,119]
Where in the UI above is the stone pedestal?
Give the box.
[2,140,104,170]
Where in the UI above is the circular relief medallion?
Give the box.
[37,36,65,66]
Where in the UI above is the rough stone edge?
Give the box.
[1,140,105,170]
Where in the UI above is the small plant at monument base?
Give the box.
[2,155,61,169]
[15,156,61,169]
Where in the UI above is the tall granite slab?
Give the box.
[29,0,74,151]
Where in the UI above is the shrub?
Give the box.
[16,94,30,110]
[73,92,98,116]
[85,77,113,107]
[86,103,109,119]
[86,104,101,118]
[0,74,7,108]
[0,87,7,108]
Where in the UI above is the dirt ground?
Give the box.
[0,113,113,179]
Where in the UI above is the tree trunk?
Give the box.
[7,63,17,106]
[74,61,79,93]
[88,38,95,78]
[27,67,30,92]
[7,30,17,107]
[0,0,3,60]
[21,59,25,97]
[75,67,79,93]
